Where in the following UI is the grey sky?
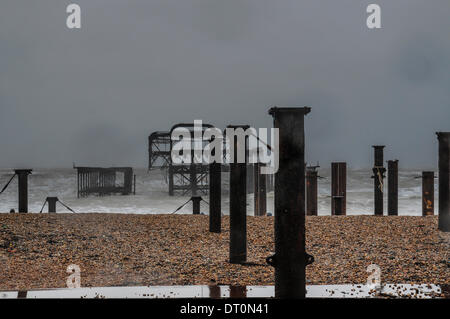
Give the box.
[1,1,449,169]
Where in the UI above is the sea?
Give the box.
[0,168,438,216]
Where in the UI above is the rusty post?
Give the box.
[331,162,346,215]
[209,162,221,232]
[268,106,311,299]
[227,125,249,264]
[191,196,201,215]
[14,169,32,213]
[437,132,450,231]
[306,166,318,216]
[422,171,434,216]
[46,197,58,213]
[387,160,399,216]
[372,146,386,216]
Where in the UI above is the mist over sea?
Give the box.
[0,168,437,216]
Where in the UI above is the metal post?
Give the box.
[254,163,260,216]
[387,160,399,216]
[306,167,318,216]
[437,132,450,231]
[268,106,311,299]
[209,162,221,232]
[191,196,201,215]
[331,162,346,215]
[14,169,32,213]
[422,171,434,216]
[47,197,58,213]
[258,165,267,216]
[372,146,386,216]
[227,125,249,264]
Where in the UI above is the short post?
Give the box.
[268,106,311,299]
[306,166,318,216]
[422,171,434,216]
[437,132,450,231]
[46,197,58,213]
[14,169,32,213]
[133,175,136,195]
[331,162,346,215]
[209,162,221,232]
[191,196,202,215]
[227,125,249,264]
[387,160,399,216]
[372,146,386,216]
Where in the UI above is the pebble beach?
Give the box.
[0,214,448,292]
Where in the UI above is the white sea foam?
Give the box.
[0,168,438,215]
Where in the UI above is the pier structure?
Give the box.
[75,166,134,198]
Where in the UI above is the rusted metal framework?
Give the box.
[148,131,171,169]
[168,123,214,196]
[75,166,134,198]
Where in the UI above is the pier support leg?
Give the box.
[422,171,434,216]
[209,162,221,232]
[228,125,249,264]
[331,163,346,216]
[253,163,267,216]
[437,132,450,231]
[372,146,386,216]
[269,106,311,299]
[306,167,318,216]
[14,169,32,213]
[387,160,399,216]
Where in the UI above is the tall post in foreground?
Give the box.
[228,125,249,264]
[306,166,319,216]
[47,197,58,213]
[422,171,434,216]
[331,162,346,215]
[269,106,311,299]
[437,132,450,231]
[14,169,32,213]
[209,162,222,232]
[387,160,399,216]
[372,146,386,216]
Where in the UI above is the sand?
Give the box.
[0,214,448,291]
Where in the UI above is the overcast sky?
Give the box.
[1,1,449,169]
